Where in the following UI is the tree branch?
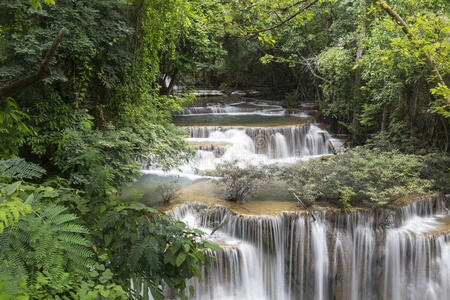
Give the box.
[210,215,228,236]
[249,0,319,36]
[377,1,449,105]
[299,55,330,83]
[0,28,66,100]
[264,54,330,83]
[281,0,310,12]
[293,192,317,222]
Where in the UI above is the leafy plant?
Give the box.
[0,158,45,233]
[279,147,435,208]
[0,99,34,158]
[420,153,450,193]
[96,201,220,300]
[0,201,94,298]
[0,157,45,181]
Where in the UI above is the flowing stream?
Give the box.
[140,96,449,299]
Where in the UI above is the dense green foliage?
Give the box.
[196,0,449,151]
[0,156,222,299]
[279,147,448,208]
[213,148,448,209]
[0,0,223,298]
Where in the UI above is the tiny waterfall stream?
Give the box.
[141,98,449,299]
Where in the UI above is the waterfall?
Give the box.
[137,100,448,299]
[311,221,329,300]
[183,105,251,115]
[269,133,290,158]
[142,100,343,176]
[383,215,450,300]
[180,102,284,116]
[169,195,450,300]
[184,124,332,164]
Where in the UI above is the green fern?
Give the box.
[0,251,28,299]
[0,157,46,180]
[0,197,32,233]
[0,203,94,297]
[0,181,32,233]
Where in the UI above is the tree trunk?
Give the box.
[0,28,66,100]
[352,6,367,144]
[441,118,449,152]
[381,103,389,132]
[410,83,419,140]
[377,1,450,105]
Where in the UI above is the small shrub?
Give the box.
[338,186,355,211]
[156,181,180,204]
[214,162,274,203]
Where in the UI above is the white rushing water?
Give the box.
[168,196,450,300]
[143,100,343,177]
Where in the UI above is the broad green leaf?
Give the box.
[175,252,187,267]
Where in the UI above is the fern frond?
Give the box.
[143,245,160,270]
[63,244,93,258]
[57,233,91,247]
[0,198,32,233]
[2,202,94,291]
[56,223,89,234]
[129,240,146,268]
[0,230,9,248]
[50,211,78,225]
[0,257,27,298]
[39,203,67,219]
[0,157,45,180]
[98,211,121,229]
[63,244,94,271]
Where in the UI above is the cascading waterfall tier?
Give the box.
[170,195,449,300]
[142,100,343,175]
[180,101,285,115]
[184,123,332,161]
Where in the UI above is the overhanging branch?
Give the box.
[377,1,449,105]
[0,28,66,100]
[248,0,319,36]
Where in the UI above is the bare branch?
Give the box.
[264,54,330,83]
[299,55,330,83]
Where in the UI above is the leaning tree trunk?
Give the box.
[377,1,450,105]
[381,103,389,132]
[0,28,66,100]
[352,7,367,144]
